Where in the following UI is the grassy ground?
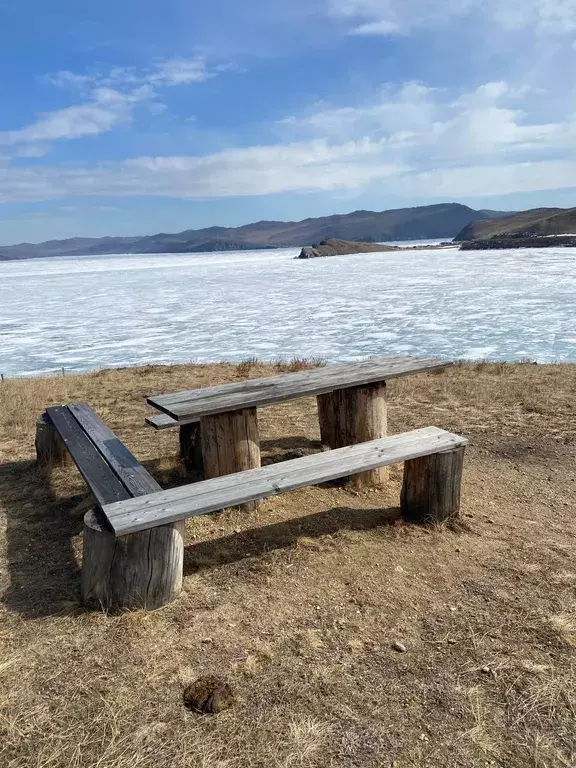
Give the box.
[1,360,575,768]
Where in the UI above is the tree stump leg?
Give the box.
[82,508,185,611]
[401,447,465,525]
[200,407,261,511]
[317,382,388,488]
[35,413,71,467]
[179,422,204,476]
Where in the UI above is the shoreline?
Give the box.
[2,356,574,382]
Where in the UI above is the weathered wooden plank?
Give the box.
[45,406,130,507]
[147,356,450,421]
[69,403,161,497]
[103,427,468,535]
[146,413,180,430]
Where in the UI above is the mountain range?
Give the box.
[0,203,506,261]
[454,207,576,241]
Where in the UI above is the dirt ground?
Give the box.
[1,360,575,768]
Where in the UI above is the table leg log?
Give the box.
[200,407,261,511]
[35,413,71,467]
[82,508,185,611]
[179,422,204,475]
[317,382,388,488]
[401,447,465,525]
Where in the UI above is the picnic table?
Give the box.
[148,356,450,502]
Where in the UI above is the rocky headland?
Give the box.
[297,238,400,259]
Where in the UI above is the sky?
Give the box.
[1,0,575,244]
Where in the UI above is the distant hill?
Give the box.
[0,203,507,261]
[454,207,576,241]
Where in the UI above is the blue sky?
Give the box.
[1,0,575,244]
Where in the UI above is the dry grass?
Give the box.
[1,361,576,767]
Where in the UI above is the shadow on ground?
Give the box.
[1,434,395,617]
[0,458,85,618]
[183,505,400,576]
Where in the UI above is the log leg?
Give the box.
[200,407,261,511]
[35,413,71,467]
[317,382,388,488]
[179,422,204,476]
[401,447,465,525]
[81,509,185,611]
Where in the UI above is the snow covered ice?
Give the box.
[1,244,575,376]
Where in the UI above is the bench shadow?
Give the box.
[183,505,401,575]
[0,458,85,618]
[1,446,395,617]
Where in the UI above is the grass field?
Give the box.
[1,360,575,767]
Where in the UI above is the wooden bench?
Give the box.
[147,355,451,496]
[37,407,467,612]
[36,404,184,610]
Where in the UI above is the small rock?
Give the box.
[447,638,457,645]
[480,666,491,674]
[392,641,407,653]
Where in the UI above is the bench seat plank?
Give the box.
[103,427,467,536]
[69,404,161,497]
[45,406,130,507]
[148,356,449,422]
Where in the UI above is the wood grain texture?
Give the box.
[401,446,465,524]
[81,508,185,611]
[200,408,261,511]
[317,381,388,487]
[35,413,72,466]
[103,428,468,535]
[148,356,449,421]
[45,406,130,507]
[146,413,184,430]
[69,403,161,496]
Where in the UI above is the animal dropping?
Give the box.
[183,675,235,714]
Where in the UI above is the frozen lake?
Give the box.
[1,245,575,376]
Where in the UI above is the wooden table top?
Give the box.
[148,355,450,423]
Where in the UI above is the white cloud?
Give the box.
[331,0,576,35]
[0,87,152,146]
[281,80,576,163]
[46,57,212,93]
[0,57,217,151]
[0,139,408,203]
[148,58,211,86]
[0,75,574,205]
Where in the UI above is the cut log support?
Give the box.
[179,422,204,475]
[35,413,71,466]
[401,446,465,525]
[81,508,185,611]
[200,407,261,511]
[317,382,387,487]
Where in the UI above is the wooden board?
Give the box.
[146,413,181,430]
[46,406,130,507]
[148,356,450,422]
[69,404,161,497]
[103,427,468,535]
